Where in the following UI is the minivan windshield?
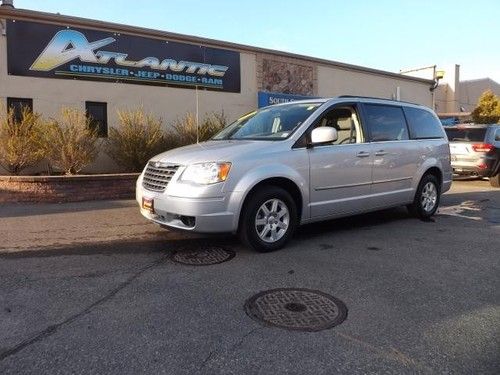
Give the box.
[212,102,322,140]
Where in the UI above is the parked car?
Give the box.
[137,96,452,252]
[444,124,500,187]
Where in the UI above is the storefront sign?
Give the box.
[7,20,241,92]
[258,91,318,107]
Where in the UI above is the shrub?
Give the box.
[471,90,500,124]
[170,111,227,145]
[43,107,99,175]
[0,106,46,175]
[202,110,227,135]
[106,108,172,172]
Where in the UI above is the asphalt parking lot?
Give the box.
[0,180,499,374]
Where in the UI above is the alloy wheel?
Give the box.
[421,181,437,212]
[255,198,290,243]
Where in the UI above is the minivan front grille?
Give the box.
[142,162,180,192]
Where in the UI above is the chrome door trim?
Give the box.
[316,176,412,191]
[372,176,413,185]
[315,181,372,191]
[309,192,372,207]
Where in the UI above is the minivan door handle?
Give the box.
[356,151,370,158]
[375,150,387,156]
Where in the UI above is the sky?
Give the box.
[13,0,500,83]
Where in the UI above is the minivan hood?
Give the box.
[150,140,275,165]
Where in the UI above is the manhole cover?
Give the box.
[170,246,235,266]
[244,288,347,332]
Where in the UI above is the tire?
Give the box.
[489,174,500,188]
[239,186,298,252]
[407,174,441,220]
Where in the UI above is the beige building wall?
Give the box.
[317,66,432,107]
[434,63,500,114]
[459,78,500,111]
[0,10,433,174]
[434,64,461,113]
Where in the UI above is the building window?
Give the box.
[85,101,108,137]
[7,97,33,123]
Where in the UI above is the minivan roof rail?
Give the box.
[337,95,423,106]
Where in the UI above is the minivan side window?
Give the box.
[312,106,363,145]
[363,104,409,142]
[293,104,364,148]
[403,107,444,139]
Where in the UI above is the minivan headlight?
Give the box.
[180,162,231,185]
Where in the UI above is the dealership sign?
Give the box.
[257,91,318,108]
[7,20,241,92]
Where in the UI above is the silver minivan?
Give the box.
[137,96,452,252]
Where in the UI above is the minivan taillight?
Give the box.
[472,143,494,153]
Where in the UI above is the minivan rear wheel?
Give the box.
[407,174,440,219]
[239,186,298,252]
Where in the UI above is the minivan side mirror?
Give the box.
[311,127,338,145]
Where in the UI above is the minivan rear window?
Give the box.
[444,127,487,142]
[403,107,444,139]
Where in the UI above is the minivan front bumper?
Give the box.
[136,177,241,233]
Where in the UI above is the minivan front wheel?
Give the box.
[239,186,298,252]
[408,174,440,219]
